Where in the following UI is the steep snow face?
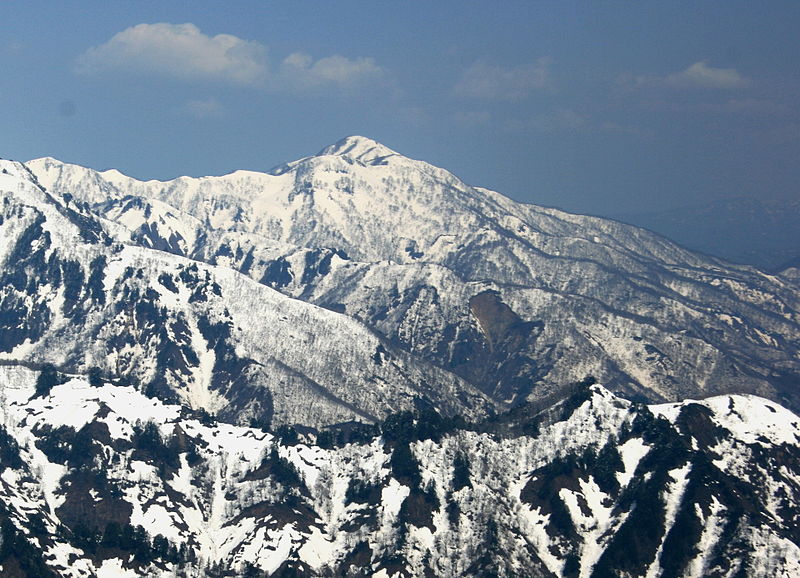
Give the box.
[98,195,205,256]
[0,366,798,577]
[0,161,492,428]
[26,139,800,412]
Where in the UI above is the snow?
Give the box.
[706,394,800,445]
[517,497,563,576]
[684,496,726,577]
[44,542,96,578]
[3,142,800,576]
[0,364,797,575]
[616,438,650,487]
[575,478,615,576]
[168,454,194,495]
[103,248,135,293]
[280,444,326,489]
[381,478,410,517]
[297,526,336,570]
[652,393,800,446]
[183,313,224,414]
[18,140,800,435]
[240,526,297,575]
[742,526,800,577]
[25,379,101,429]
[135,503,184,543]
[23,378,182,437]
[646,463,692,578]
[96,558,139,578]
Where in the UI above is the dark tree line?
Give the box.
[69,521,191,566]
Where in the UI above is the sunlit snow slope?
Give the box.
[27,137,800,411]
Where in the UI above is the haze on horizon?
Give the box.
[1,1,798,218]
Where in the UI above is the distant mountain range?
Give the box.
[0,137,798,575]
[614,196,800,272]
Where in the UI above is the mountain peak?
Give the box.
[317,135,400,165]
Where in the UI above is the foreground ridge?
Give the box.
[0,365,798,576]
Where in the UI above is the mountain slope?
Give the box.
[0,364,798,577]
[27,137,800,412]
[0,159,492,428]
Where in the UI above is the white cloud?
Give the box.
[454,58,551,101]
[278,52,385,92]
[76,23,268,85]
[638,61,749,90]
[75,23,387,95]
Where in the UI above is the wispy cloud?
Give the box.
[183,97,225,119]
[504,108,587,133]
[640,97,790,117]
[278,52,386,92]
[497,108,650,139]
[75,23,268,85]
[634,61,750,90]
[453,110,492,127]
[76,23,387,94]
[454,58,551,101]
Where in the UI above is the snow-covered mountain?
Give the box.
[0,364,798,577]
[3,138,800,576]
[27,137,800,413]
[0,158,492,428]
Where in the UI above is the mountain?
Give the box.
[779,256,800,286]
[614,196,800,272]
[0,158,492,428]
[3,138,800,576]
[26,137,800,414]
[0,364,798,577]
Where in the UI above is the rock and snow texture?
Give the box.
[0,365,798,577]
[2,139,800,575]
[26,137,800,414]
[0,157,492,428]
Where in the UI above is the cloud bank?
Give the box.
[76,23,267,85]
[76,23,385,93]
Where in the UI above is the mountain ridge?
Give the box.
[0,157,495,428]
[24,138,800,415]
[2,138,800,576]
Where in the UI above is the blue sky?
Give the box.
[1,1,798,215]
